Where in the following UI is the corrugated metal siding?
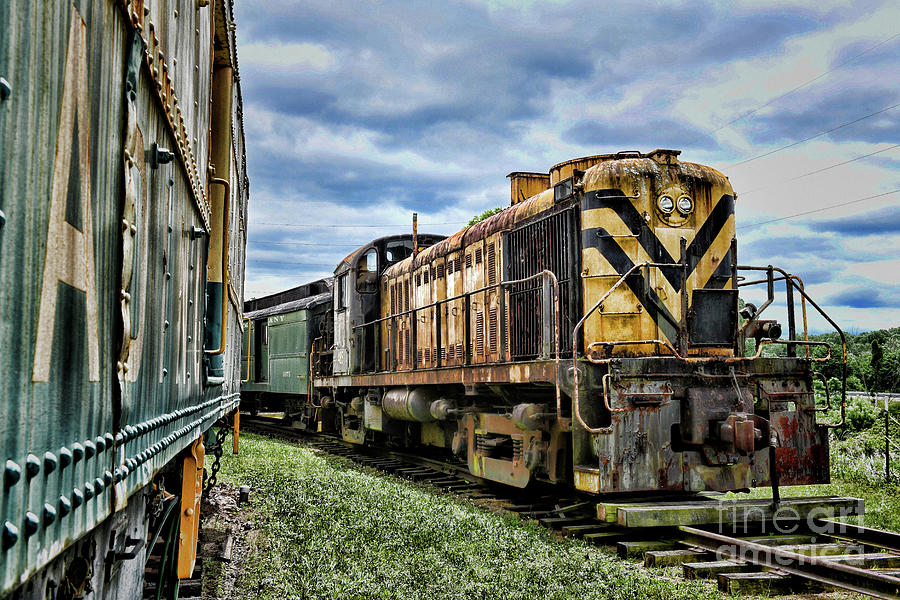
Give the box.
[0,0,247,593]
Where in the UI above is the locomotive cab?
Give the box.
[332,234,445,376]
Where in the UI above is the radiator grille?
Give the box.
[505,208,576,359]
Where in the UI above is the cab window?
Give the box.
[357,248,378,293]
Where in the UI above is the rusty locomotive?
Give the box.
[244,149,846,496]
[1,0,247,598]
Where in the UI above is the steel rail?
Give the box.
[813,519,900,553]
[678,525,900,599]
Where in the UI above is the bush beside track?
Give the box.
[207,434,722,600]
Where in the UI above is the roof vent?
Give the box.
[507,172,550,205]
[648,149,681,165]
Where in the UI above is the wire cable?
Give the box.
[739,143,900,196]
[737,188,900,230]
[686,30,900,146]
[727,100,900,168]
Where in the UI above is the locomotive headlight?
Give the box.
[657,195,674,214]
[677,195,693,214]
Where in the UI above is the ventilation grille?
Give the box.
[489,307,498,354]
[487,244,496,286]
[475,311,484,356]
[475,248,483,264]
[506,208,576,359]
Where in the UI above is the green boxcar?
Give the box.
[0,1,248,597]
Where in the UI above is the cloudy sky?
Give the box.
[233,0,900,334]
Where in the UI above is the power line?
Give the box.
[248,259,339,267]
[740,143,900,196]
[687,30,900,146]
[737,188,900,230]
[249,240,362,248]
[727,100,900,168]
[250,221,466,228]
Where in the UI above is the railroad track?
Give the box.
[241,415,900,599]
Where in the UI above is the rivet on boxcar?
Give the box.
[25,454,40,479]
[43,452,57,475]
[3,461,20,488]
[42,505,56,527]
[93,478,104,493]
[0,209,5,232]
[72,444,84,463]
[0,77,10,101]
[23,512,39,537]
[71,489,84,508]
[57,497,71,518]
[95,437,105,452]
[162,369,168,378]
[59,447,72,469]
[2,522,18,550]
[83,484,94,501]
[83,441,96,460]
[104,433,114,447]
[103,472,113,487]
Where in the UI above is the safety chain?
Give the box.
[204,417,231,493]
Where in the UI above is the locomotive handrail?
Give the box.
[586,339,682,361]
[736,264,846,428]
[572,261,677,434]
[749,339,832,362]
[350,270,563,416]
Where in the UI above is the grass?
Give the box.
[216,434,721,600]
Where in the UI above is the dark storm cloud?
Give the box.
[827,286,898,309]
[741,235,844,260]
[695,12,824,62]
[563,119,719,151]
[246,146,482,210]
[811,205,900,236]
[232,0,890,302]
[235,1,842,155]
[742,87,900,146]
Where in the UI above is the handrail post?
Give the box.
[464,293,472,366]
[499,283,508,362]
[678,236,688,356]
[541,275,552,359]
[435,299,442,368]
[786,275,797,357]
[411,307,418,370]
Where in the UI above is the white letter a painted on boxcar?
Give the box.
[33,9,100,383]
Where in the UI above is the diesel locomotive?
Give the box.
[244,149,846,496]
[1,0,247,598]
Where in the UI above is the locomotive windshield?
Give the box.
[384,240,414,265]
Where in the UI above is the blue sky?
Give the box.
[234,0,900,334]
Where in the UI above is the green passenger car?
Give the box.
[242,280,332,417]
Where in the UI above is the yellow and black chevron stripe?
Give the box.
[580,188,735,356]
